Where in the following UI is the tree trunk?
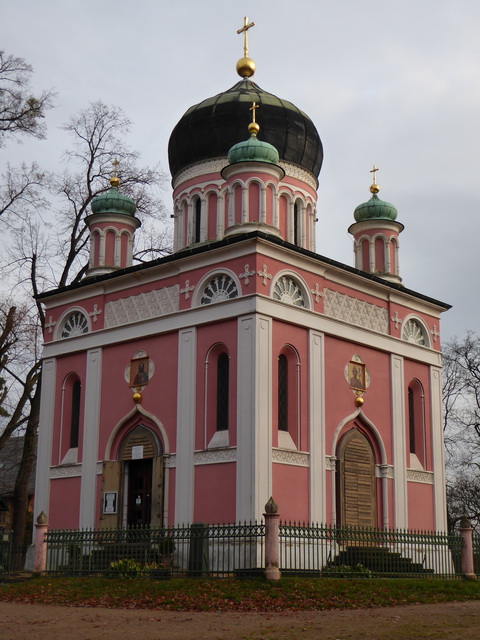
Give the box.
[10,377,41,571]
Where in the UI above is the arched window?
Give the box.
[216,353,229,431]
[70,380,81,449]
[194,197,201,243]
[278,354,288,431]
[407,380,425,467]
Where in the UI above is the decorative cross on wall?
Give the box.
[310,283,323,304]
[391,311,401,330]
[89,304,102,323]
[239,264,256,286]
[180,280,195,300]
[45,316,56,334]
[431,325,440,343]
[257,264,272,286]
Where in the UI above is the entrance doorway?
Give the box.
[337,429,376,528]
[127,458,152,527]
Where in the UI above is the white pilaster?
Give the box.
[391,354,408,528]
[309,330,325,522]
[430,365,448,531]
[79,348,102,528]
[34,358,57,524]
[236,314,272,521]
[174,327,197,523]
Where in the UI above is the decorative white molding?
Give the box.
[323,289,389,334]
[50,464,82,478]
[165,454,176,468]
[325,455,336,472]
[173,160,227,188]
[272,449,309,466]
[89,304,102,323]
[194,448,237,465]
[406,469,434,484]
[279,162,318,191]
[104,285,179,327]
[376,464,394,479]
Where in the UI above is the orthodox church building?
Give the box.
[34,21,450,534]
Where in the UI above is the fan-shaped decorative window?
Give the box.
[402,319,427,346]
[201,274,239,305]
[273,276,306,307]
[61,311,89,338]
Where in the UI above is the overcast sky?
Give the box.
[2,0,479,342]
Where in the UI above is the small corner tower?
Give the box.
[348,166,404,283]
[85,165,141,277]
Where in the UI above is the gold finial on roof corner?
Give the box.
[248,101,260,136]
[370,164,380,194]
[110,158,120,188]
[236,16,256,79]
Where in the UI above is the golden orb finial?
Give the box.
[132,391,142,404]
[110,158,120,188]
[369,165,380,194]
[236,17,256,78]
[355,395,364,407]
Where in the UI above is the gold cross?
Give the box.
[249,101,259,123]
[112,158,119,178]
[237,16,255,57]
[370,165,379,184]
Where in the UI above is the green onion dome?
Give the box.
[168,79,323,181]
[90,178,137,216]
[228,132,279,165]
[354,189,398,223]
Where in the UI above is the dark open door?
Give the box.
[127,458,152,527]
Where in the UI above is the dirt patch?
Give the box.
[1,600,479,640]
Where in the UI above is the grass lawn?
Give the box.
[1,577,480,611]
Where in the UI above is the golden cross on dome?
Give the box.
[112,158,119,178]
[370,165,379,184]
[249,101,259,123]
[237,16,255,57]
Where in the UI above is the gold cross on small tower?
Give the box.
[112,158,119,178]
[249,101,259,123]
[237,16,255,57]
[370,165,379,185]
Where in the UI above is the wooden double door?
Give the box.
[337,429,376,528]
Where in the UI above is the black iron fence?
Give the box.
[42,521,466,579]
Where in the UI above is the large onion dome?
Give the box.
[168,79,323,181]
[90,177,137,216]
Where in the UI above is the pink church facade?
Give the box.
[34,44,449,535]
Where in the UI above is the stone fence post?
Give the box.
[264,497,281,581]
[33,511,49,575]
[459,516,476,580]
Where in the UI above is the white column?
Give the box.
[241,184,248,223]
[309,331,325,522]
[200,197,207,242]
[174,327,197,524]
[114,231,121,267]
[216,194,224,240]
[33,358,57,524]
[272,188,279,229]
[391,354,408,528]
[430,365,448,531]
[99,232,106,267]
[236,314,272,521]
[186,201,193,245]
[79,348,102,529]
[288,201,295,243]
[369,238,375,273]
[260,185,266,223]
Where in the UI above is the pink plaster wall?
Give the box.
[272,464,309,522]
[193,463,236,523]
[49,477,81,528]
[407,482,434,530]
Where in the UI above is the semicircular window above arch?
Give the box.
[272,276,306,307]
[201,274,239,305]
[402,319,427,346]
[60,311,89,339]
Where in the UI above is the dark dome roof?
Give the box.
[168,79,323,181]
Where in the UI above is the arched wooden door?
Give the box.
[337,429,376,528]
